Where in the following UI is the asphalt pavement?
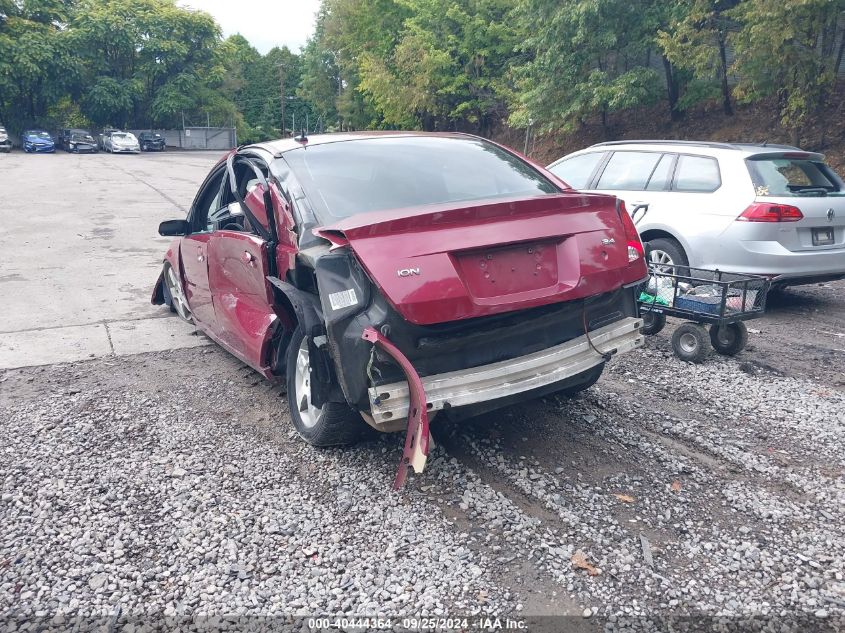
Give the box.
[0,150,221,369]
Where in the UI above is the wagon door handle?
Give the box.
[242,251,255,266]
[631,203,650,226]
[196,247,204,263]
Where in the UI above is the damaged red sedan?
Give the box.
[152,133,647,486]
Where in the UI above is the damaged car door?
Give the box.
[206,154,280,369]
[179,167,226,328]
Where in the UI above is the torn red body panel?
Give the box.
[362,326,430,489]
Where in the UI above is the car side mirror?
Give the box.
[158,219,190,236]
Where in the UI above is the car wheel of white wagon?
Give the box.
[645,238,688,274]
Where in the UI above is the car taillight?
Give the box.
[618,201,644,261]
[738,203,804,222]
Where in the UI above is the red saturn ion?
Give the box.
[152,132,648,487]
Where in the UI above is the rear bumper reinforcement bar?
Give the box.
[362,327,431,489]
[368,317,643,427]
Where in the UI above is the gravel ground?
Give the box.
[1,283,844,632]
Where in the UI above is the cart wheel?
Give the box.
[671,323,711,363]
[641,311,666,336]
[709,322,748,356]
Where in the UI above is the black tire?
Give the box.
[641,311,667,336]
[709,322,748,356]
[645,237,688,273]
[671,323,711,363]
[285,325,367,447]
[557,363,604,397]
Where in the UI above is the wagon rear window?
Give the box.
[746,157,841,196]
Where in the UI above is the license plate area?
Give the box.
[812,227,834,246]
[454,240,559,299]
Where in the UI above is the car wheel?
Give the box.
[286,325,366,447]
[641,311,667,336]
[709,322,748,356]
[557,362,604,397]
[671,323,710,363]
[645,238,688,274]
[162,263,193,323]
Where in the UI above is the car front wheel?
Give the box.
[285,326,367,447]
[162,263,192,323]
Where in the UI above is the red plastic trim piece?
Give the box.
[362,327,431,489]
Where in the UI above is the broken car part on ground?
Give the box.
[152,133,649,486]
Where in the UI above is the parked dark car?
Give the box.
[152,133,648,487]
[139,131,166,151]
[66,131,98,153]
[21,130,55,153]
[58,128,97,152]
[0,126,10,153]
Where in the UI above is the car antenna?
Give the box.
[294,129,308,144]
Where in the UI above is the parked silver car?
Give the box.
[104,131,140,154]
[0,126,11,153]
[548,140,845,286]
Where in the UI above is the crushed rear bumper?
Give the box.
[367,316,643,426]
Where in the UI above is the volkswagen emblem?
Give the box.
[828,208,836,222]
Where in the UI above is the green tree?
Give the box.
[359,0,519,134]
[658,0,739,116]
[728,0,845,144]
[69,0,229,128]
[0,0,77,129]
[312,0,409,129]
[511,0,664,134]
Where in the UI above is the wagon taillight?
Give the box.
[737,203,804,223]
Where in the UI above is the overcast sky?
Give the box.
[178,0,321,54]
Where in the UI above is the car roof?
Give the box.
[254,131,483,157]
[581,139,817,158]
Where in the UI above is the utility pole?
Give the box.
[523,119,533,156]
[278,64,286,137]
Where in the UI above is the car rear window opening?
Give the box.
[747,157,842,196]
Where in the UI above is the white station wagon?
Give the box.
[548,140,845,287]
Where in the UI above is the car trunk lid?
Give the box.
[317,194,641,325]
[745,152,845,253]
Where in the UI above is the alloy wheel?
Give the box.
[165,265,192,322]
[294,338,323,428]
[648,248,675,274]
